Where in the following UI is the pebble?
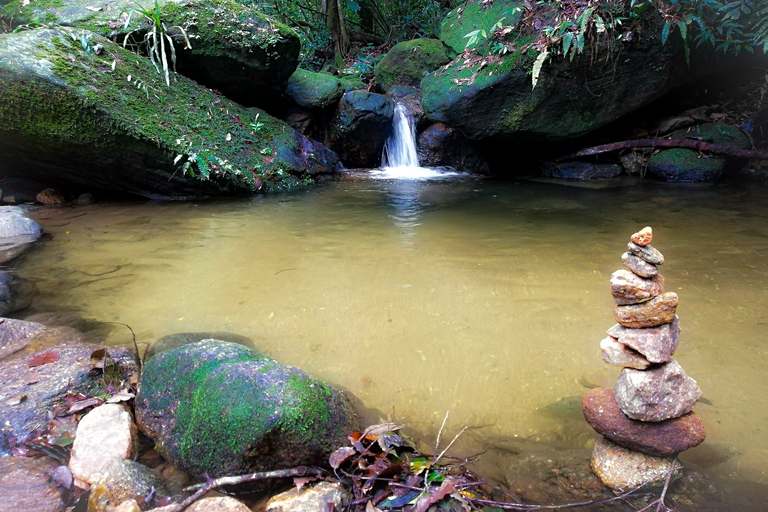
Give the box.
[614,292,678,328]
[614,360,702,422]
[630,226,653,246]
[590,437,677,492]
[607,316,680,363]
[627,241,665,265]
[266,481,352,512]
[600,336,652,369]
[582,388,706,457]
[610,269,664,305]
[621,251,658,278]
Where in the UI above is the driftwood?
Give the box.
[557,138,768,162]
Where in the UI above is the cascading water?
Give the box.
[373,102,458,179]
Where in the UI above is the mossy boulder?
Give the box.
[0,28,339,198]
[670,122,751,149]
[373,38,452,92]
[135,339,359,480]
[0,0,300,108]
[330,91,394,168]
[647,149,725,182]
[286,69,343,109]
[439,0,523,53]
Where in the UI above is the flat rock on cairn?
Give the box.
[583,226,705,491]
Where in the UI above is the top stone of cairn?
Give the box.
[631,227,653,247]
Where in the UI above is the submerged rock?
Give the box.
[0,28,339,199]
[87,459,170,511]
[590,436,677,492]
[135,339,359,482]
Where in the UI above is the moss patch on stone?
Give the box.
[440,0,523,53]
[374,38,451,91]
[286,69,343,109]
[648,148,725,182]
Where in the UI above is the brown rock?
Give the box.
[590,436,677,492]
[627,241,664,265]
[607,316,680,363]
[266,482,351,512]
[610,270,664,305]
[621,252,658,278]
[630,226,653,246]
[35,188,66,206]
[599,336,652,369]
[614,360,702,422]
[614,292,678,328]
[582,388,706,457]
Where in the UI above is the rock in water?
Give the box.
[614,292,678,328]
[610,270,664,305]
[614,360,702,422]
[599,336,652,369]
[582,388,705,457]
[631,227,653,247]
[621,252,658,278]
[135,339,359,482]
[590,437,677,492]
[607,317,680,364]
[627,242,665,265]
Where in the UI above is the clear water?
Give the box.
[17,178,768,504]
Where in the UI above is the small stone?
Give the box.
[607,317,680,363]
[621,252,658,278]
[627,241,664,265]
[185,497,252,512]
[35,188,66,206]
[610,270,664,305]
[615,360,702,422]
[69,403,137,486]
[600,336,652,369]
[590,436,677,492]
[266,481,351,512]
[615,292,678,328]
[88,459,169,511]
[583,388,706,457]
[631,226,653,246]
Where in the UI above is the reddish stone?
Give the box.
[607,316,680,363]
[621,252,658,278]
[615,360,702,422]
[582,388,706,457]
[631,227,653,247]
[615,292,678,328]
[610,270,664,305]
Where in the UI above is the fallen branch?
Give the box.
[166,466,327,512]
[557,138,768,162]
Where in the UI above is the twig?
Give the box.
[106,321,141,371]
[434,410,449,458]
[432,426,467,467]
[556,138,768,162]
[634,458,679,512]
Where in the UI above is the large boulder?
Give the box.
[330,91,394,168]
[0,28,339,199]
[423,1,724,142]
[417,122,489,174]
[0,206,42,265]
[134,339,359,481]
[0,0,300,109]
[286,69,343,110]
[374,38,452,92]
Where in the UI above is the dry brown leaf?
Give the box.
[29,351,59,367]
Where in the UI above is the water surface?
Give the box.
[18,177,768,501]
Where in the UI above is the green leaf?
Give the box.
[662,21,672,44]
[563,32,574,57]
[531,50,549,89]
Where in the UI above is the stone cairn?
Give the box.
[582,227,706,492]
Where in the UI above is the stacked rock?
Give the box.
[582,227,706,491]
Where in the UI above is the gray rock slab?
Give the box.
[607,316,680,363]
[621,251,658,278]
[615,360,702,422]
[610,269,664,305]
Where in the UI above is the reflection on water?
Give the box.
[18,178,768,505]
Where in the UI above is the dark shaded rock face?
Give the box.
[540,162,623,180]
[0,28,339,199]
[135,340,359,481]
[417,123,489,174]
[330,91,394,168]
[583,388,705,457]
[374,38,452,92]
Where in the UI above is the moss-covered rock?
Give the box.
[286,69,343,109]
[373,38,451,91]
[671,122,750,149]
[135,339,359,481]
[0,28,339,198]
[440,0,523,53]
[647,149,725,182]
[1,0,300,108]
[330,91,394,168]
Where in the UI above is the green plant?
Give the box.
[123,0,191,86]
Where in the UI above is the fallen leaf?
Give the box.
[293,476,314,492]
[106,390,135,403]
[362,423,405,438]
[414,478,456,512]
[329,446,356,469]
[5,393,27,406]
[67,397,103,414]
[90,348,108,369]
[29,351,59,367]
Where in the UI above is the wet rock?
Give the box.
[0,206,43,264]
[647,149,725,183]
[135,340,359,483]
[266,481,351,512]
[590,436,677,492]
[631,226,653,247]
[0,317,46,360]
[35,189,66,206]
[75,193,94,205]
[286,69,343,109]
[329,91,394,168]
[416,122,490,174]
[615,360,702,422]
[183,497,251,512]
[69,404,137,486]
[541,161,624,180]
[600,336,652,369]
[113,500,141,512]
[622,251,658,278]
[627,241,665,265]
[619,152,647,175]
[374,38,451,92]
[583,388,706,457]
[87,459,169,511]
[0,456,64,512]
[144,331,254,362]
[0,341,139,454]
[0,271,37,316]
[607,316,680,364]
[614,292,678,328]
[610,269,664,305]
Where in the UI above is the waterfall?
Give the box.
[382,103,420,170]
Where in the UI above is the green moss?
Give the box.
[374,38,451,91]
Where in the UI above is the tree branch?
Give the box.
[557,138,768,162]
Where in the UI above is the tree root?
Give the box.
[557,138,768,161]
